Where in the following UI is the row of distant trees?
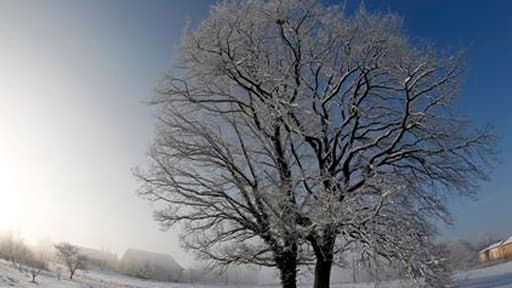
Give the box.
[0,233,48,283]
[0,233,87,283]
[441,235,501,272]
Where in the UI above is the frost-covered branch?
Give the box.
[138,1,497,288]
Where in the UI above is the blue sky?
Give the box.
[358,0,512,241]
[0,0,510,264]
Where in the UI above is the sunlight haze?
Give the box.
[0,0,211,267]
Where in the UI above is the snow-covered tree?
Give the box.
[54,242,87,280]
[24,251,48,284]
[138,1,496,288]
[137,50,309,288]
[445,240,478,271]
[0,233,31,271]
[475,233,500,251]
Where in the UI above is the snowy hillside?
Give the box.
[455,261,512,288]
[0,259,79,288]
[2,258,512,288]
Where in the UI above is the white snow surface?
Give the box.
[2,259,512,288]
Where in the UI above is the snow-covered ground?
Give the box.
[454,261,512,288]
[2,259,512,288]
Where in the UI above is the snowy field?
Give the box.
[2,259,512,288]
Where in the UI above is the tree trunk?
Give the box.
[276,246,298,288]
[313,257,333,288]
[278,259,297,288]
[311,231,335,288]
[69,270,75,280]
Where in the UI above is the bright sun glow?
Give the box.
[0,146,22,232]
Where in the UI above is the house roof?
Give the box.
[78,246,117,262]
[121,249,183,271]
[480,240,504,254]
[502,236,512,246]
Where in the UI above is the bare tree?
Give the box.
[0,234,48,282]
[136,4,314,285]
[0,233,31,271]
[138,1,496,288]
[24,252,48,284]
[444,240,477,271]
[475,233,501,251]
[54,242,87,280]
[56,266,62,280]
[137,61,309,288]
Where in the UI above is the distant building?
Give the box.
[77,246,118,271]
[119,249,183,282]
[479,236,512,263]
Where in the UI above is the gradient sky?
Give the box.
[0,0,510,267]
